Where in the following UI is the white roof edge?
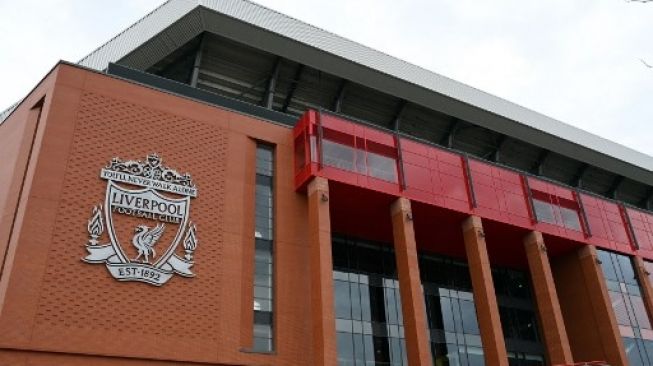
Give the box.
[5,0,652,176]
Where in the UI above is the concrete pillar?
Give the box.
[523,231,573,365]
[390,198,432,366]
[461,216,508,366]
[307,177,337,366]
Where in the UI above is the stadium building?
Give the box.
[2,1,653,365]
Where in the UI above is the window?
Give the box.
[316,128,399,183]
[419,254,485,365]
[532,194,582,232]
[598,250,653,365]
[492,268,544,364]
[333,236,407,366]
[252,144,274,352]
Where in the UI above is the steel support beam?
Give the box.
[531,150,550,176]
[281,64,304,113]
[641,188,653,210]
[489,134,508,163]
[262,57,282,110]
[332,79,348,113]
[572,163,590,188]
[190,33,206,88]
[392,100,407,131]
[608,175,625,199]
[440,118,461,148]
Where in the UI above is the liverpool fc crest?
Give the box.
[83,153,198,286]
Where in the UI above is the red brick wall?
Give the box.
[0,64,312,365]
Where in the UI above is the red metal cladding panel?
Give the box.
[582,194,634,253]
[292,110,644,260]
[468,160,531,228]
[400,138,469,212]
[628,208,653,259]
[293,111,317,190]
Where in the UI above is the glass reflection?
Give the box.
[598,250,653,364]
[333,236,407,366]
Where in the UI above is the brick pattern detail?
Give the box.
[461,216,508,366]
[523,231,573,364]
[390,198,433,366]
[33,92,227,341]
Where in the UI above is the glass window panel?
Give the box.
[331,237,406,365]
[335,280,353,319]
[336,318,353,332]
[253,323,271,338]
[360,283,372,322]
[254,286,272,299]
[467,347,485,366]
[251,144,275,353]
[617,254,638,285]
[255,262,272,276]
[364,335,375,363]
[389,337,403,365]
[598,250,619,282]
[351,282,362,320]
[369,286,387,323]
[624,337,646,366]
[255,249,272,263]
[385,287,398,325]
[611,291,633,326]
[451,298,463,334]
[254,299,272,312]
[323,139,356,172]
[367,151,398,183]
[337,332,355,364]
[632,296,652,330]
[644,340,653,364]
[460,300,480,335]
[440,297,456,332]
[253,337,272,352]
[560,206,582,231]
[373,336,391,364]
[254,274,272,287]
[533,199,556,225]
[353,333,365,365]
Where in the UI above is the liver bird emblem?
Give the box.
[132,224,165,263]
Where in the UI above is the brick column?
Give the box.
[307,177,337,366]
[633,257,653,331]
[390,198,432,366]
[577,245,627,366]
[461,216,508,366]
[523,231,573,365]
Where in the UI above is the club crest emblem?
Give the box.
[83,153,198,286]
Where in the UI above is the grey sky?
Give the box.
[1,0,651,156]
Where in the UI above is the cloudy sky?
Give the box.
[1,0,652,156]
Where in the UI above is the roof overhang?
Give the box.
[8,0,653,186]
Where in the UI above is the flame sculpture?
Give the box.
[87,205,104,246]
[183,223,198,261]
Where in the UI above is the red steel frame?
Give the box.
[294,109,653,261]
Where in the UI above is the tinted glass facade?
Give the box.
[332,236,407,366]
[492,269,544,366]
[598,250,653,365]
[419,254,485,366]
